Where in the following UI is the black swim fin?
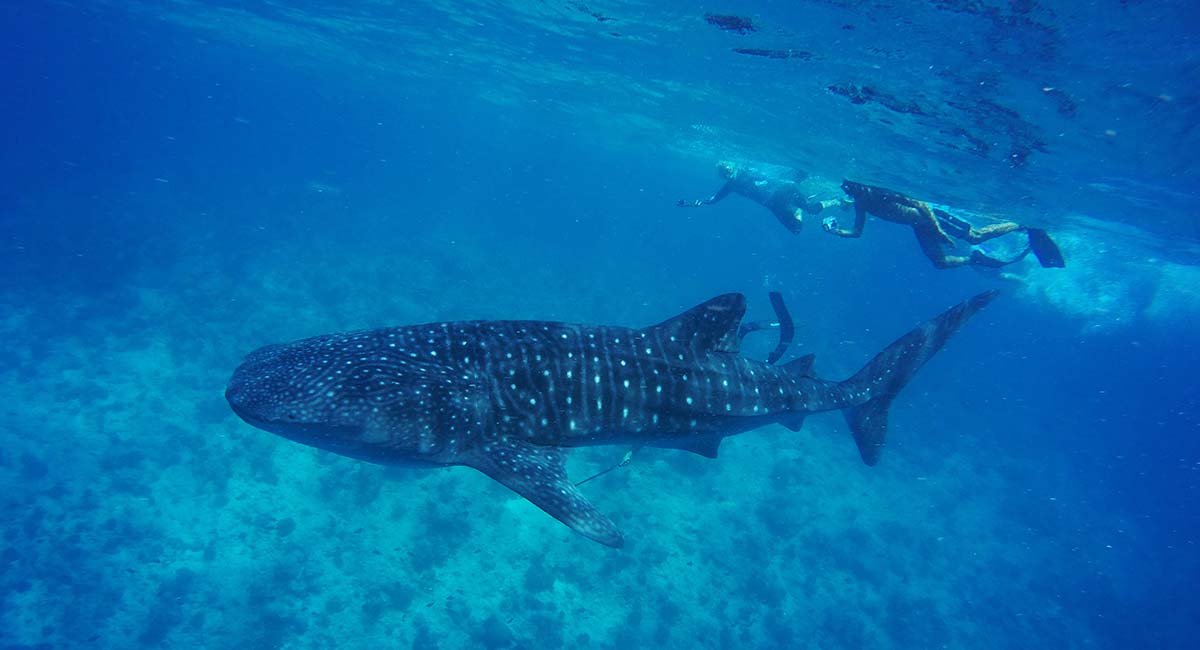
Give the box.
[1027,228,1065,268]
[765,291,794,365]
[736,291,795,365]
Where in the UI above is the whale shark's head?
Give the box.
[226,337,369,447]
[226,331,457,463]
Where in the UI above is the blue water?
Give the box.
[2,1,1197,648]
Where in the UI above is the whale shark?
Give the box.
[226,291,996,547]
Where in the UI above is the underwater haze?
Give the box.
[2,1,1198,648]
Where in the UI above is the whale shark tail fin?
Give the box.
[839,291,998,465]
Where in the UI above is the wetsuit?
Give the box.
[828,180,1034,269]
[679,162,845,234]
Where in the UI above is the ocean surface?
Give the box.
[2,1,1197,648]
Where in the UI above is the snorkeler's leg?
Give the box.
[918,204,956,246]
[933,208,970,240]
[963,221,1024,244]
[772,206,804,234]
[792,206,806,231]
[915,226,968,269]
[968,249,1027,268]
[931,208,969,242]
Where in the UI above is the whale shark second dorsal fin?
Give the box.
[783,353,816,377]
[646,293,747,354]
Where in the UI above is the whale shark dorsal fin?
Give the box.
[783,353,816,377]
[647,293,747,354]
[463,439,624,548]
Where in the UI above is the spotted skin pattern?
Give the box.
[227,291,996,547]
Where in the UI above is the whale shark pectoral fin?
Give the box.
[463,440,624,548]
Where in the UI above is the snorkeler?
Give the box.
[677,161,848,234]
[823,180,1065,269]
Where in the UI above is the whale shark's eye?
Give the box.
[285,413,299,421]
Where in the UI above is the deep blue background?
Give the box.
[1,1,1197,648]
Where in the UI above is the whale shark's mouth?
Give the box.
[224,384,263,425]
[226,385,369,455]
[225,392,259,427]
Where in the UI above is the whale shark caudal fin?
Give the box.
[784,353,816,377]
[463,439,624,548]
[840,290,998,465]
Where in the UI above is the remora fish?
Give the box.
[226,291,996,547]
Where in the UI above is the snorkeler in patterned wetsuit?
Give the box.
[678,161,848,234]
[824,180,1065,269]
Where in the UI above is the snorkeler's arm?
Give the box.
[826,202,867,237]
[677,181,734,207]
